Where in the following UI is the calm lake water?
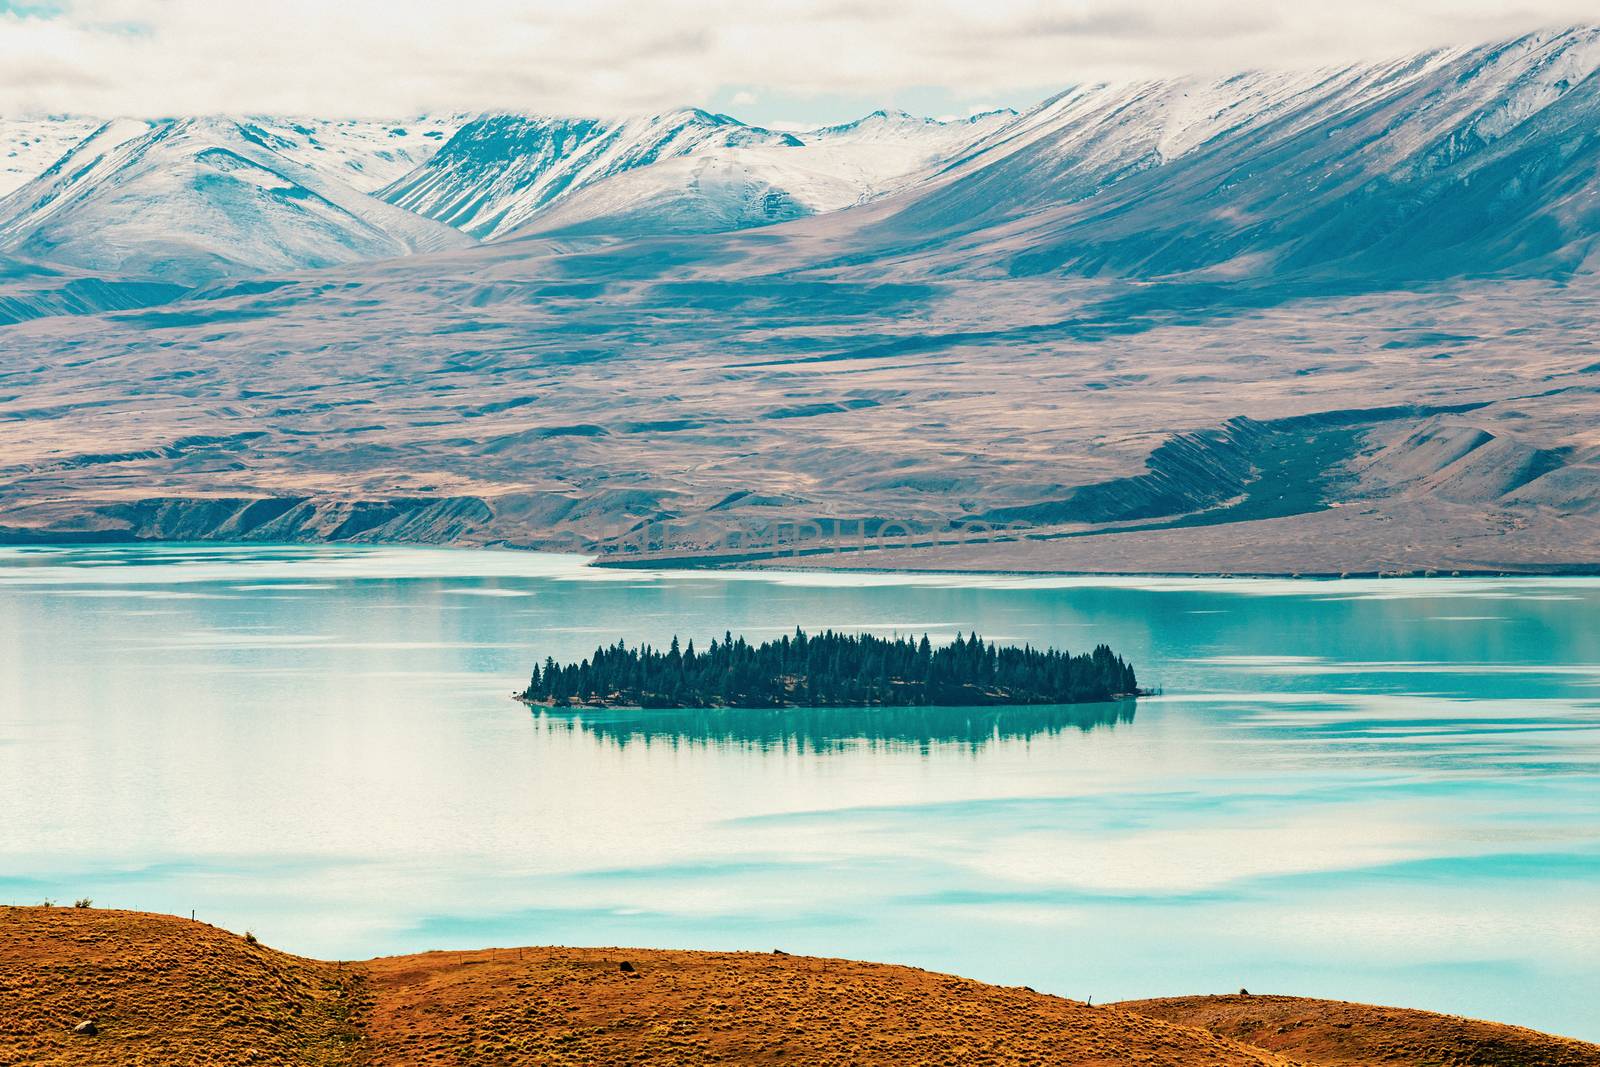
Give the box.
[1,544,1597,1039]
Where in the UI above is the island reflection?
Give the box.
[529,700,1137,753]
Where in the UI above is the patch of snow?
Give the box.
[386,107,1017,240]
[0,117,471,284]
[236,116,467,193]
[0,116,106,197]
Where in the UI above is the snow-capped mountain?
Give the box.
[4,26,1599,286]
[0,117,105,198]
[868,26,1600,284]
[0,104,1017,276]
[0,117,472,284]
[380,109,807,239]
[4,27,1600,563]
[0,116,463,200]
[497,153,825,238]
[800,107,1018,191]
[446,107,1018,240]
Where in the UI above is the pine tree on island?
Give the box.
[519,628,1141,709]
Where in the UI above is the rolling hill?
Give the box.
[8,908,1596,1066]
[1122,995,1600,1067]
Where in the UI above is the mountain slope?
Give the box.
[500,108,1018,239]
[1121,995,1600,1067]
[863,27,1600,286]
[499,152,830,237]
[0,117,104,198]
[0,118,473,283]
[384,108,1016,240]
[380,109,806,239]
[230,116,464,192]
[800,107,1019,194]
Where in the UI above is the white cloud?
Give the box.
[0,0,1595,119]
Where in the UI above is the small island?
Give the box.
[518,628,1141,709]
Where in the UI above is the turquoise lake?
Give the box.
[1,544,1596,1039]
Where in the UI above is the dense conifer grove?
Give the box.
[519,629,1139,708]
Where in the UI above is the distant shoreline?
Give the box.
[610,556,1600,580]
[3,533,1600,580]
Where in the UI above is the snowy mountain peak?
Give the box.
[865,24,1600,285]
[806,107,1017,139]
[380,109,808,239]
[496,106,1026,241]
[8,24,1596,284]
[638,107,805,147]
[863,108,924,125]
[802,108,1018,150]
[0,115,470,283]
[810,109,942,139]
[965,108,1020,125]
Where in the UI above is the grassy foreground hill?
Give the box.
[1121,995,1600,1067]
[4,907,1596,1067]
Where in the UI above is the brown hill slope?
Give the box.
[360,945,1289,1066]
[0,906,364,1066]
[1120,994,1600,1067]
[3,907,1288,1067]
[3,907,1594,1066]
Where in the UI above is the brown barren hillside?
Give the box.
[1120,995,1600,1067]
[2,907,1594,1067]
[0,906,365,1066]
[358,945,1289,1066]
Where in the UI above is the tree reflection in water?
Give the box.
[529,700,1137,753]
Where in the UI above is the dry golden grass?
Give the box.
[1120,994,1600,1067]
[361,945,1293,1067]
[0,906,364,1066]
[4,907,1595,1067]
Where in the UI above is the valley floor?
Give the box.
[4,908,1597,1066]
[4,261,1598,577]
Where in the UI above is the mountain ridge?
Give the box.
[1,27,1598,571]
[378,109,810,239]
[0,104,1017,277]
[848,26,1600,285]
[0,116,472,284]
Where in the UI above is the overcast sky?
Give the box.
[1,0,1596,125]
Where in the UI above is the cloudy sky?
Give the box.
[1,0,1595,125]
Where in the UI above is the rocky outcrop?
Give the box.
[0,495,501,547]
